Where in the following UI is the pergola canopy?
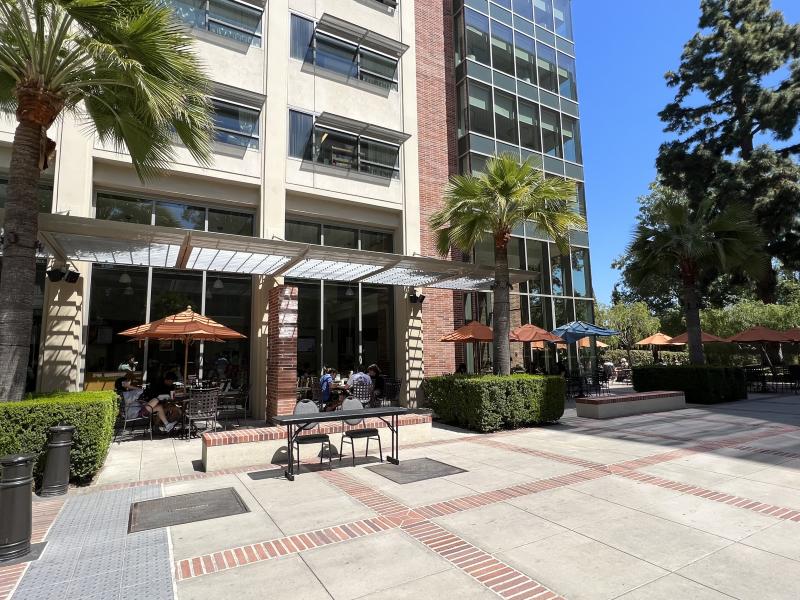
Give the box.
[37,213,530,292]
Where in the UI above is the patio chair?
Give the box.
[350,380,373,408]
[116,391,153,442]
[339,397,382,467]
[185,387,220,437]
[309,377,322,406]
[218,387,249,429]
[292,399,332,471]
[374,377,401,407]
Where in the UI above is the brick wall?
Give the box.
[266,285,298,419]
[415,0,464,376]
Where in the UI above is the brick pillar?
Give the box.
[415,0,465,376]
[266,285,298,419]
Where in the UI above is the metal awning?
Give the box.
[36,213,530,291]
[316,13,409,58]
[315,112,411,145]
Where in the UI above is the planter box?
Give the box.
[575,391,686,419]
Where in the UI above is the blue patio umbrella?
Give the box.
[552,321,620,344]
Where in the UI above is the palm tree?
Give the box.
[625,195,765,365]
[430,154,585,375]
[0,0,213,400]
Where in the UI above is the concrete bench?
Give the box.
[201,413,432,472]
[575,391,686,419]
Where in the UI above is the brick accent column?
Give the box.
[415,0,465,376]
[266,285,298,419]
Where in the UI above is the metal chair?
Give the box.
[350,380,374,407]
[116,391,153,442]
[185,387,220,437]
[218,387,249,429]
[309,377,322,407]
[373,377,401,407]
[293,399,332,471]
[339,397,382,467]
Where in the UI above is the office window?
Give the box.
[288,110,313,159]
[316,127,358,170]
[553,0,572,38]
[359,138,400,178]
[514,33,536,84]
[467,81,494,137]
[211,99,260,149]
[575,182,587,218]
[490,21,515,76]
[208,209,254,236]
[286,221,321,244]
[526,240,547,294]
[571,248,590,298]
[324,225,358,249]
[457,83,468,138]
[96,194,152,225]
[550,243,569,295]
[512,0,533,21]
[557,52,577,99]
[562,115,581,162]
[455,11,464,65]
[540,107,561,157]
[470,153,489,173]
[170,0,263,47]
[519,99,541,151]
[359,50,398,90]
[315,33,357,78]
[534,0,553,30]
[155,201,205,230]
[536,42,558,93]
[465,9,491,65]
[361,230,394,253]
[289,14,314,60]
[494,90,518,144]
[0,178,53,213]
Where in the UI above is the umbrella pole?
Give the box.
[184,338,190,386]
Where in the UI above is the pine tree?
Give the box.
[657,0,800,302]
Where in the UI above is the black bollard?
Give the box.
[0,454,35,562]
[40,425,75,497]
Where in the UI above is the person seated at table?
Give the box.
[348,365,371,387]
[142,371,178,403]
[118,355,139,372]
[320,367,342,411]
[602,359,616,379]
[118,373,177,432]
[456,363,468,375]
[367,364,384,402]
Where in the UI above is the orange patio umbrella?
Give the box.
[668,331,727,344]
[510,324,563,343]
[530,337,607,349]
[439,321,493,343]
[635,332,677,346]
[727,326,793,344]
[119,306,246,383]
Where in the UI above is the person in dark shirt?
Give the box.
[142,372,178,402]
[367,364,384,404]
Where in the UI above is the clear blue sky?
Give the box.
[574,0,800,305]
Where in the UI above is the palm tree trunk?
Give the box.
[682,284,705,365]
[493,243,511,375]
[0,120,44,400]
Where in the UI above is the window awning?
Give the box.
[316,13,408,58]
[315,112,411,145]
[36,213,531,292]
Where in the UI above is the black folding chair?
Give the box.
[339,397,382,467]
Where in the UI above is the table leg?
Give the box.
[387,414,399,465]
[284,424,295,481]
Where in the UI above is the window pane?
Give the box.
[525,239,547,294]
[0,179,53,213]
[324,225,357,249]
[315,33,357,78]
[454,11,464,65]
[553,297,572,327]
[208,0,262,47]
[207,208,253,236]
[550,243,565,295]
[557,52,577,99]
[534,0,553,29]
[512,0,533,21]
[316,127,358,169]
[519,99,541,151]
[536,42,558,92]
[575,182,587,218]
[571,247,590,297]
[490,21,515,76]
[296,282,321,376]
[474,237,493,266]
[288,110,313,159]
[212,100,260,149]
[457,82,468,138]
[541,107,562,157]
[562,114,582,162]
[323,283,358,374]
[286,220,321,244]
[362,286,394,374]
[204,273,251,387]
[509,237,525,269]
[290,14,314,60]
[468,80,494,137]
[96,194,152,224]
[359,138,399,178]
[494,90,518,144]
[87,265,148,372]
[470,153,489,173]
[359,50,398,90]
[553,0,572,38]
[514,33,536,84]
[170,0,206,29]
[575,299,593,323]
[465,9,490,65]
[155,201,204,230]
[361,230,394,253]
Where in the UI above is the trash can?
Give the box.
[40,425,75,497]
[0,454,35,562]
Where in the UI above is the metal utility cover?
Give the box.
[366,458,466,484]
[128,488,249,533]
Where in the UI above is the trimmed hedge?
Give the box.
[422,374,565,433]
[632,366,747,404]
[0,391,117,485]
[601,349,690,367]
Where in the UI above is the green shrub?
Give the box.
[422,374,565,433]
[0,391,117,484]
[632,366,747,404]
[601,349,690,366]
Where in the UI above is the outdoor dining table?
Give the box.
[272,406,408,481]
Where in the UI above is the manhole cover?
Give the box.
[128,487,249,533]
[366,458,466,484]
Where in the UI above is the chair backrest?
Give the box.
[294,398,320,431]
[351,381,373,407]
[310,377,322,401]
[341,396,365,426]
[187,388,220,418]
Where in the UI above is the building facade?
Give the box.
[0,0,590,415]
